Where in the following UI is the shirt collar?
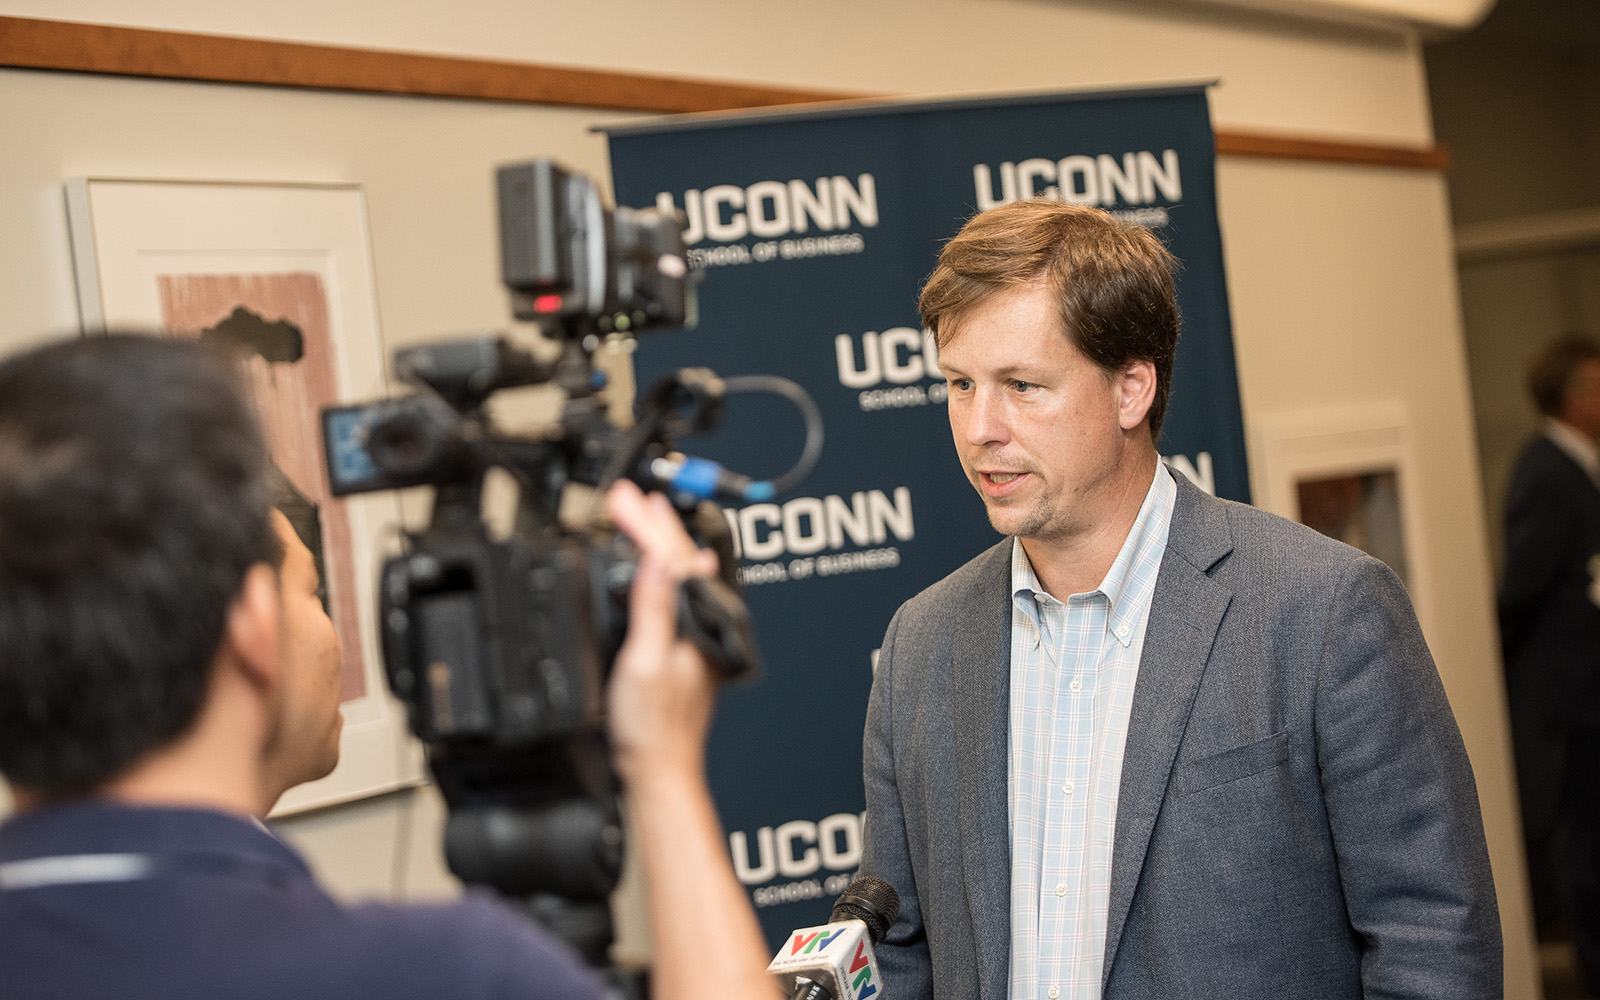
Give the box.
[1011,537,1046,603]
[1009,462,1177,646]
[0,799,312,881]
[1544,418,1600,485]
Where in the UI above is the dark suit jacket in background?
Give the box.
[1497,432,1600,948]
[860,473,1501,1000]
[1499,433,1600,728]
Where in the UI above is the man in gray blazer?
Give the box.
[858,200,1501,999]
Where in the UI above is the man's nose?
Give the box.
[958,389,1009,447]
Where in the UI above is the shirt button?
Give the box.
[1117,624,1130,638]
[1062,782,1075,794]
[1069,678,1082,693]
[1049,987,1061,999]
[1055,883,1067,897]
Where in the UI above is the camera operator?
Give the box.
[0,334,781,1000]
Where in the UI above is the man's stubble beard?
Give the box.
[982,490,1062,543]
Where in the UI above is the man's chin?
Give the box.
[985,509,1028,538]
[984,502,1051,541]
[303,749,340,786]
[301,723,343,784]
[317,725,343,780]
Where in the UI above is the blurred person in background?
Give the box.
[1500,334,1600,993]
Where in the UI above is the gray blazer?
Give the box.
[859,473,1501,999]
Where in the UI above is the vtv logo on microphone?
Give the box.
[775,924,883,1000]
[786,926,850,957]
[841,938,881,1000]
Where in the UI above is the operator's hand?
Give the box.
[604,479,722,786]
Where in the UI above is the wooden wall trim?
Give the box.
[1214,128,1449,171]
[1455,204,1600,263]
[0,15,1448,170]
[0,15,855,113]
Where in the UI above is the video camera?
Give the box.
[321,161,820,972]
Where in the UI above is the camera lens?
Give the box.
[367,399,458,477]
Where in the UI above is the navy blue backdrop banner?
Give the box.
[603,84,1247,948]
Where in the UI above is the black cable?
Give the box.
[720,374,824,496]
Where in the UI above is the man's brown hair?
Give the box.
[919,200,1181,440]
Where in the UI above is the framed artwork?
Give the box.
[1295,468,1410,587]
[66,178,422,814]
[1251,401,1433,633]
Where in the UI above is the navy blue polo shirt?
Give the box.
[0,800,608,1000]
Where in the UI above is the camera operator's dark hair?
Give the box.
[1528,334,1600,417]
[0,334,281,795]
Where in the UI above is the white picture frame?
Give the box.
[65,177,423,815]
[1251,401,1434,635]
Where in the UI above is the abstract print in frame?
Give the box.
[65,178,421,814]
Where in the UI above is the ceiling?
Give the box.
[1470,0,1600,51]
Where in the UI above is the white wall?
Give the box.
[7,0,1439,141]
[0,0,1534,993]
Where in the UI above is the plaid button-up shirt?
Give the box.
[1007,464,1176,1000]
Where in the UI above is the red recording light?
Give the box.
[533,294,564,314]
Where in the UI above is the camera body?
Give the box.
[378,510,619,747]
[499,160,692,333]
[322,161,763,964]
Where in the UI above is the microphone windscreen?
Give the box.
[829,876,900,943]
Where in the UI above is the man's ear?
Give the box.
[220,563,283,692]
[1116,359,1158,432]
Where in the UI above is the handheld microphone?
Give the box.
[767,875,900,1000]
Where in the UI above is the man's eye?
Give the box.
[950,378,973,391]
[1011,380,1035,392]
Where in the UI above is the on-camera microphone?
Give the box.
[767,875,900,1000]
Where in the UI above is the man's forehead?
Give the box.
[942,290,1073,358]
[943,280,1061,329]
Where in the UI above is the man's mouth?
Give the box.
[978,471,1030,495]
